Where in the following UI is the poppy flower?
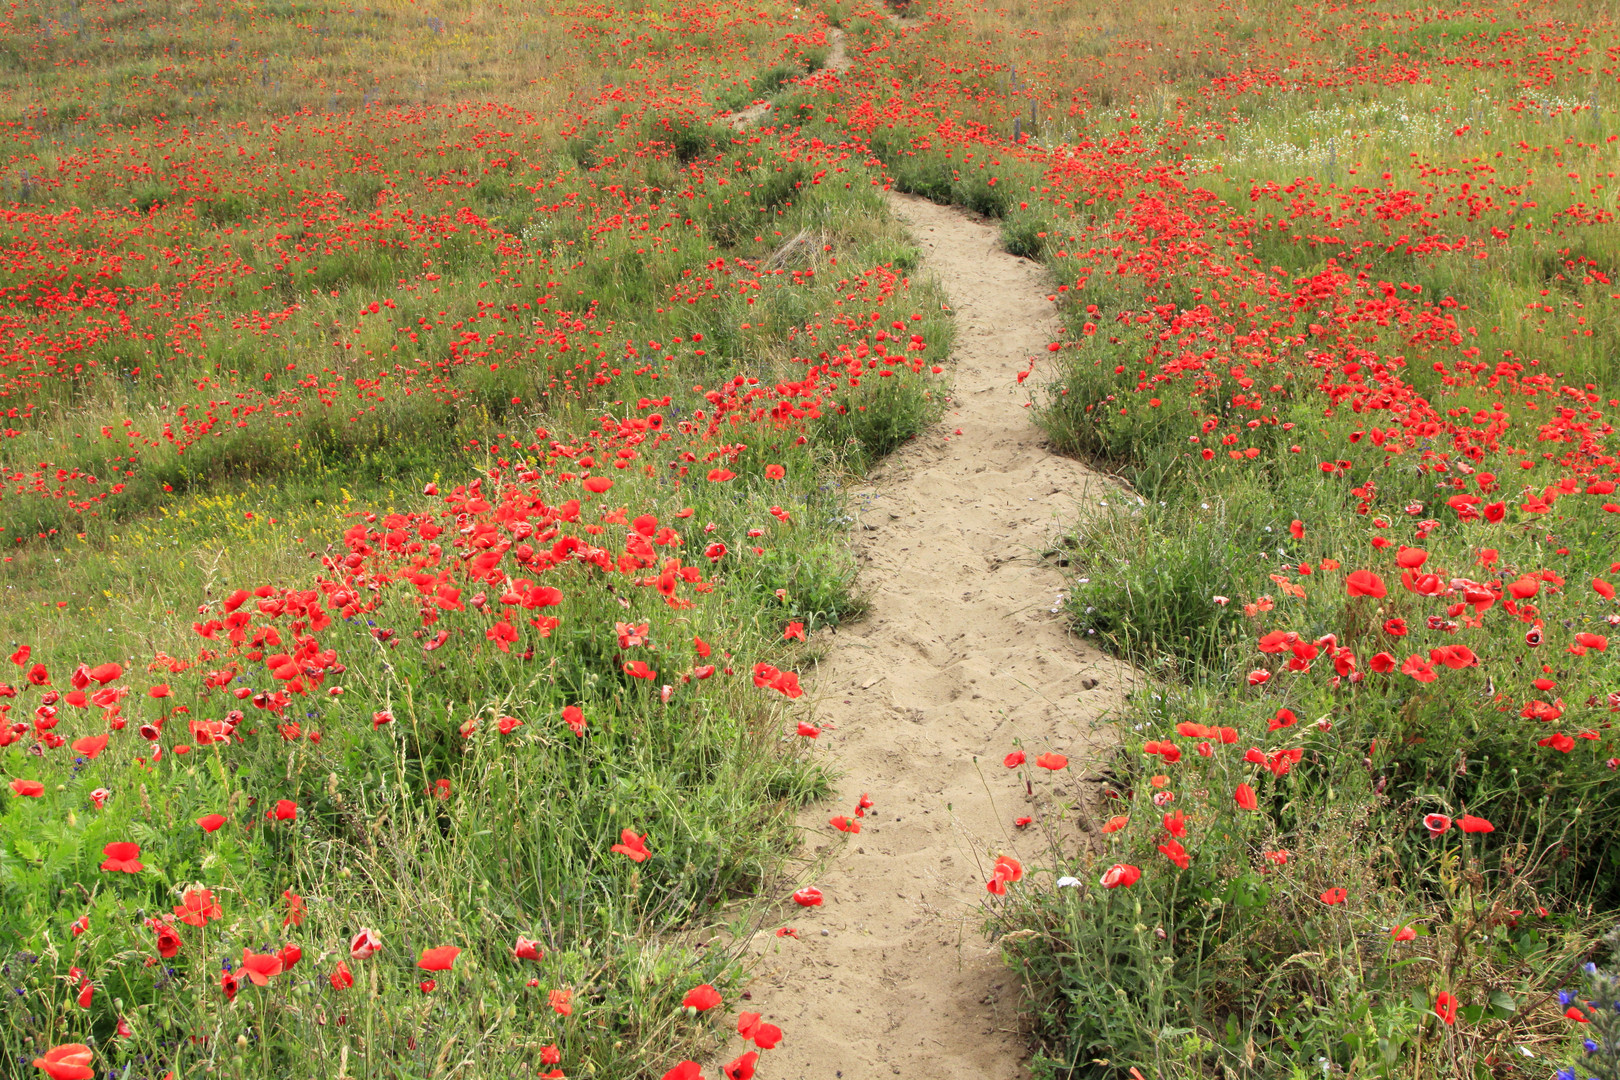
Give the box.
[792,886,823,906]
[1157,839,1190,869]
[1100,814,1129,833]
[1319,888,1348,906]
[87,663,122,685]
[1395,546,1428,569]
[329,961,354,990]
[9,778,43,797]
[1003,750,1025,768]
[829,815,860,833]
[1390,925,1416,942]
[513,937,543,961]
[611,829,650,863]
[1289,519,1304,539]
[1422,813,1452,837]
[562,705,586,736]
[70,735,108,759]
[279,944,302,970]
[1100,864,1141,889]
[267,799,297,821]
[1434,991,1458,1025]
[797,722,820,738]
[1346,570,1387,598]
[239,949,283,986]
[100,842,143,873]
[683,983,722,1011]
[723,1051,759,1080]
[1233,784,1257,811]
[349,928,383,959]
[419,946,460,972]
[282,890,306,928]
[174,887,222,927]
[1369,651,1397,673]
[1400,655,1437,683]
[197,813,227,832]
[32,1044,94,1080]
[1459,815,1494,833]
[153,924,182,959]
[663,1064,703,1080]
[1034,752,1067,770]
[582,476,613,493]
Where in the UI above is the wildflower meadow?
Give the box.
[1,0,1617,1077]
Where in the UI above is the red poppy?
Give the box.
[70,735,108,759]
[1157,838,1190,869]
[1034,752,1067,770]
[1319,888,1348,906]
[100,842,143,873]
[279,943,302,970]
[330,961,354,990]
[792,886,823,906]
[611,829,650,863]
[1100,814,1129,833]
[663,1064,702,1080]
[87,663,123,685]
[1100,864,1141,889]
[796,721,820,738]
[1395,546,1428,569]
[1422,813,1452,837]
[174,887,222,927]
[1459,814,1494,833]
[1391,925,1416,942]
[32,1044,94,1080]
[1346,570,1387,598]
[9,778,43,797]
[349,928,383,959]
[282,890,306,928]
[562,705,586,736]
[513,937,543,961]
[153,924,182,958]
[239,949,283,986]
[419,946,460,972]
[268,799,297,821]
[1400,655,1437,683]
[582,476,613,493]
[1434,991,1458,1025]
[1234,784,1257,811]
[1003,750,1026,768]
[829,816,860,833]
[682,983,722,1011]
[723,1051,759,1080]
[197,813,227,832]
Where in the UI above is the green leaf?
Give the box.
[1488,990,1517,1016]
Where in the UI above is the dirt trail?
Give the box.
[735,196,1128,1077]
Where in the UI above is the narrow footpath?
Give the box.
[737,194,1129,1078]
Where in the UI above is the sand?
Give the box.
[727,194,1130,1078]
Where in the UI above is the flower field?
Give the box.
[2,0,1619,1076]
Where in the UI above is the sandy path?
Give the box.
[734,195,1127,1078]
